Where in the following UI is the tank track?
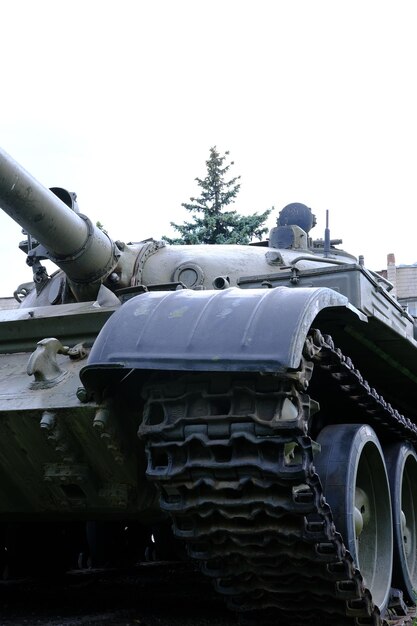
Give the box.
[138,329,417,626]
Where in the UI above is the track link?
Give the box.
[138,330,415,626]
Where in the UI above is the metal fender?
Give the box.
[81,287,363,390]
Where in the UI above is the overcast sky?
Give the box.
[0,0,416,297]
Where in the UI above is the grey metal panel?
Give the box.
[83,287,352,377]
[0,301,115,354]
[238,264,416,342]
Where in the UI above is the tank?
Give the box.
[0,145,416,624]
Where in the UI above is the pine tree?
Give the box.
[163,147,272,245]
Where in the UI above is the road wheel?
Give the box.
[315,423,393,612]
[384,441,417,604]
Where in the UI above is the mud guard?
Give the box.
[81,287,363,390]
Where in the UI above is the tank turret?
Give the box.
[0,146,356,308]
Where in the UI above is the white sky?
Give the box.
[0,0,416,296]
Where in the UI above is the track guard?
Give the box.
[81,287,361,391]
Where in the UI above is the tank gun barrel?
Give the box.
[0,147,118,299]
